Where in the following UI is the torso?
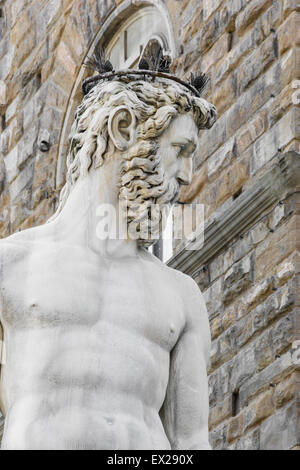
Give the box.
[0,236,187,449]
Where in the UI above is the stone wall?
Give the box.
[168,0,300,450]
[0,0,299,449]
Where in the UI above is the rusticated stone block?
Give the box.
[232,232,253,263]
[236,0,272,36]
[223,255,253,304]
[283,0,300,18]
[214,29,252,86]
[222,306,236,332]
[274,373,297,408]
[56,41,77,76]
[219,327,237,360]
[228,154,250,191]
[235,314,253,348]
[4,146,18,184]
[278,11,300,57]
[202,33,229,73]
[199,16,218,53]
[14,29,36,68]
[194,265,210,291]
[51,62,74,95]
[180,163,207,203]
[260,0,283,38]
[251,109,296,177]
[0,48,15,81]
[231,346,256,391]
[260,404,299,450]
[255,217,296,281]
[239,352,293,407]
[0,116,23,156]
[243,390,274,432]
[9,159,34,203]
[255,331,274,372]
[272,314,294,355]
[236,110,267,155]
[210,422,227,449]
[234,428,260,450]
[10,8,31,45]
[0,154,5,193]
[269,85,295,127]
[208,137,236,182]
[190,6,203,37]
[210,316,223,340]
[211,72,236,115]
[40,0,63,32]
[209,254,224,283]
[276,257,295,285]
[226,413,244,443]
[209,394,233,429]
[195,115,227,167]
[203,0,224,21]
[0,79,7,106]
[236,34,276,94]
[62,17,85,59]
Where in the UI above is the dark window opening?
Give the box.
[124,30,128,61]
[1,114,6,131]
[228,32,234,52]
[152,238,163,259]
[233,187,243,200]
[36,71,42,89]
[232,390,240,417]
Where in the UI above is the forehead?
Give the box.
[165,113,198,143]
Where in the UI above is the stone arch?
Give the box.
[55,0,176,194]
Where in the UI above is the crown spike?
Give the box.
[82,47,208,98]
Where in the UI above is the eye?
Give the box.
[173,144,186,157]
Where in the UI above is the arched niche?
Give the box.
[55,0,175,192]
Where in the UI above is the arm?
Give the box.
[160,278,211,450]
[0,244,6,418]
[0,270,4,416]
[0,320,3,406]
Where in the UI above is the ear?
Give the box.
[108,105,136,151]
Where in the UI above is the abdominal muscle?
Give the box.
[1,329,171,450]
[2,394,170,450]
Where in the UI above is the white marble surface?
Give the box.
[0,79,216,450]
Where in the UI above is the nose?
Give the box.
[176,158,193,186]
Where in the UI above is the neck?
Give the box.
[49,155,140,258]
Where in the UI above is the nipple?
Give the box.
[105,417,114,426]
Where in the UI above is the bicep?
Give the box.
[0,320,2,372]
[160,278,211,449]
[160,330,211,449]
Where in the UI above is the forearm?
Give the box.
[170,426,211,450]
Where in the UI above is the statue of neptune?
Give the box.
[0,74,216,450]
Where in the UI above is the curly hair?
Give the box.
[50,77,216,223]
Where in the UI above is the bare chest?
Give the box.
[1,248,185,351]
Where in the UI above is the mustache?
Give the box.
[156,178,180,205]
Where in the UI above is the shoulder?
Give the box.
[166,266,211,356]
[164,264,206,310]
[0,232,32,272]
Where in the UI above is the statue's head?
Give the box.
[53,77,217,244]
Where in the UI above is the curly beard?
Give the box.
[119,142,180,246]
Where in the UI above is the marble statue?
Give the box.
[0,73,216,449]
